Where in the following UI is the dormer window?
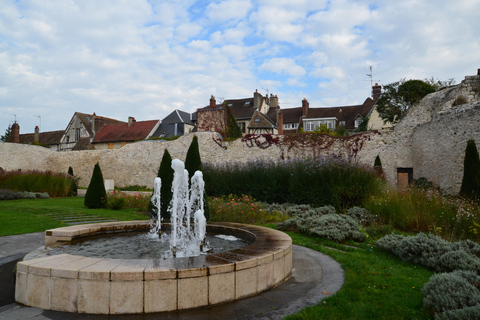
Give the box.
[245,101,250,105]
[255,118,260,123]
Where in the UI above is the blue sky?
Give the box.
[1,0,480,133]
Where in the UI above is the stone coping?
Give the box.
[16,221,292,314]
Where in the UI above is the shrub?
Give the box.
[0,169,75,197]
[277,207,366,243]
[460,139,480,200]
[422,271,480,318]
[84,163,107,209]
[148,149,174,220]
[67,166,78,196]
[208,194,287,224]
[185,136,210,220]
[376,233,480,274]
[346,206,376,226]
[414,177,433,190]
[107,196,126,210]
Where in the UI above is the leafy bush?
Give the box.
[346,206,376,226]
[107,196,126,210]
[204,157,382,210]
[67,166,78,196]
[460,139,480,200]
[148,149,174,220]
[84,163,107,209]
[414,177,433,190]
[277,207,366,243]
[376,233,480,274]
[422,271,480,318]
[208,194,288,224]
[0,169,75,197]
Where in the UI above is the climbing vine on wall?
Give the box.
[241,133,281,149]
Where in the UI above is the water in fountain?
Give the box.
[150,159,207,257]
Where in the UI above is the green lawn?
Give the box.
[284,232,434,320]
[0,197,149,236]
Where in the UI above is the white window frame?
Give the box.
[304,118,337,131]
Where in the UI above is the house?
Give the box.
[279,84,382,133]
[151,110,195,138]
[59,112,126,151]
[91,117,160,149]
[195,90,280,135]
[17,125,64,151]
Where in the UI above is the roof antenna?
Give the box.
[261,87,269,97]
[365,66,380,88]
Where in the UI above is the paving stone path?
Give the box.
[40,213,118,225]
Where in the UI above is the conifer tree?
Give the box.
[460,139,480,200]
[148,149,174,220]
[184,135,210,220]
[84,163,107,208]
[225,106,242,139]
[67,166,78,196]
[374,155,383,177]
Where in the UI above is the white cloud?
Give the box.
[259,58,306,77]
[206,0,252,22]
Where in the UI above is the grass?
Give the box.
[284,231,434,320]
[0,197,149,236]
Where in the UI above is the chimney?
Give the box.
[278,110,284,135]
[210,95,216,108]
[34,126,39,143]
[302,98,309,117]
[478,69,480,76]
[91,113,96,133]
[372,83,382,102]
[270,94,279,109]
[254,89,262,109]
[128,116,136,127]
[11,122,20,143]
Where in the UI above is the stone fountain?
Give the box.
[15,160,293,314]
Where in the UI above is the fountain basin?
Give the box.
[15,221,292,314]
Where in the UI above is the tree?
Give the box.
[376,79,436,125]
[148,149,174,220]
[84,163,107,208]
[67,166,78,197]
[374,155,384,177]
[184,135,210,220]
[0,125,12,142]
[224,106,242,140]
[460,139,480,200]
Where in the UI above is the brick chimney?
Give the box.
[128,116,136,127]
[11,122,20,143]
[210,95,216,108]
[34,126,39,143]
[302,98,309,117]
[372,83,382,102]
[278,110,284,135]
[270,94,278,109]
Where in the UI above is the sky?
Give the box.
[1,0,480,134]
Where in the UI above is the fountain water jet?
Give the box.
[150,159,207,257]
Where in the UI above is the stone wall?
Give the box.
[2,71,480,194]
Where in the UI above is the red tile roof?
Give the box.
[92,120,159,143]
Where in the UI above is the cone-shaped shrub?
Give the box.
[148,149,174,220]
[225,106,242,140]
[460,139,480,200]
[67,166,78,196]
[374,155,382,167]
[185,135,210,220]
[84,163,107,208]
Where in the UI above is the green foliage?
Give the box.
[364,187,480,242]
[460,139,480,200]
[414,177,433,190]
[224,106,242,140]
[355,116,369,132]
[1,124,12,142]
[376,79,436,125]
[277,207,366,243]
[374,155,382,167]
[84,163,107,209]
[346,206,376,226]
[149,149,174,220]
[376,233,480,274]
[422,271,480,318]
[116,185,151,192]
[204,157,382,210]
[107,190,150,211]
[184,137,210,220]
[209,194,288,224]
[0,169,75,197]
[67,166,78,196]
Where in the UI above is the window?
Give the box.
[66,136,69,144]
[75,128,80,141]
[284,123,291,129]
[120,142,127,147]
[355,117,363,128]
[108,143,114,149]
[339,121,345,127]
[238,122,245,133]
[255,118,260,123]
[292,123,298,129]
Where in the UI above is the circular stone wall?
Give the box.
[15,221,292,314]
